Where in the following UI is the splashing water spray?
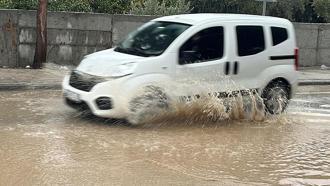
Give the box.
[127,74,283,126]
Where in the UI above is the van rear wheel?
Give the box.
[262,81,289,115]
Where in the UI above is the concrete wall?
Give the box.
[18,11,113,67]
[0,10,19,67]
[1,9,115,67]
[294,23,330,67]
[0,9,329,67]
[112,14,157,46]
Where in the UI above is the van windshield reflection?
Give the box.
[114,21,191,57]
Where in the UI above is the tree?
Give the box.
[33,0,47,69]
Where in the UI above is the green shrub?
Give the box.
[0,0,11,9]
[48,0,92,12]
[130,0,191,16]
[313,0,330,21]
[267,0,305,21]
[91,0,130,14]
[8,0,38,10]
[189,0,261,14]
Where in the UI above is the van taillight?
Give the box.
[294,48,299,71]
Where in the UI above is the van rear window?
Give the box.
[271,27,288,46]
[236,26,265,57]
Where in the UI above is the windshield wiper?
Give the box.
[115,47,150,57]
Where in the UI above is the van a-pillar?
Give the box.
[33,0,47,69]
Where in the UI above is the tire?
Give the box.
[127,86,169,125]
[262,81,290,115]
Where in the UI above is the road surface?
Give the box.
[0,85,329,185]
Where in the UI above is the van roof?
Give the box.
[153,13,291,26]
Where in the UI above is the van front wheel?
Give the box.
[128,86,170,125]
[262,81,289,115]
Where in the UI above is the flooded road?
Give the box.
[0,87,329,185]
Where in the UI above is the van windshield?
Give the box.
[114,21,191,57]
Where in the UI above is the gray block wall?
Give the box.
[318,24,330,66]
[16,10,113,67]
[0,10,112,67]
[112,14,157,46]
[294,23,330,67]
[0,9,329,67]
[0,10,19,67]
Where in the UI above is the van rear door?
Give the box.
[175,25,231,96]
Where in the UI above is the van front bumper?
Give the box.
[62,75,130,119]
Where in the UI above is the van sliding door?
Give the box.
[175,25,230,97]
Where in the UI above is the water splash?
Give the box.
[127,78,270,126]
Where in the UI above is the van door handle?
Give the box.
[233,61,239,75]
[225,61,230,75]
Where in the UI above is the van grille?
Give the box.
[69,70,105,92]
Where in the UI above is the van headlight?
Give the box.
[109,62,137,77]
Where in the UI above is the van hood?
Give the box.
[76,49,144,76]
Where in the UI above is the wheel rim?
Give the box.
[265,87,288,114]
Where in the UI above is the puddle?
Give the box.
[0,90,329,185]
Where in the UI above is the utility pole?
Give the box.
[255,0,277,16]
[33,0,47,69]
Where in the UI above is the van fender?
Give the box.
[121,73,172,99]
[121,73,172,124]
[258,65,298,97]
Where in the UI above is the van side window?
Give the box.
[179,27,224,65]
[236,26,265,56]
[271,27,288,46]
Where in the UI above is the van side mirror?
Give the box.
[179,50,199,65]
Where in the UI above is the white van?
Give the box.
[62,14,299,123]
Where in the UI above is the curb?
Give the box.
[298,80,330,86]
[0,83,62,91]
